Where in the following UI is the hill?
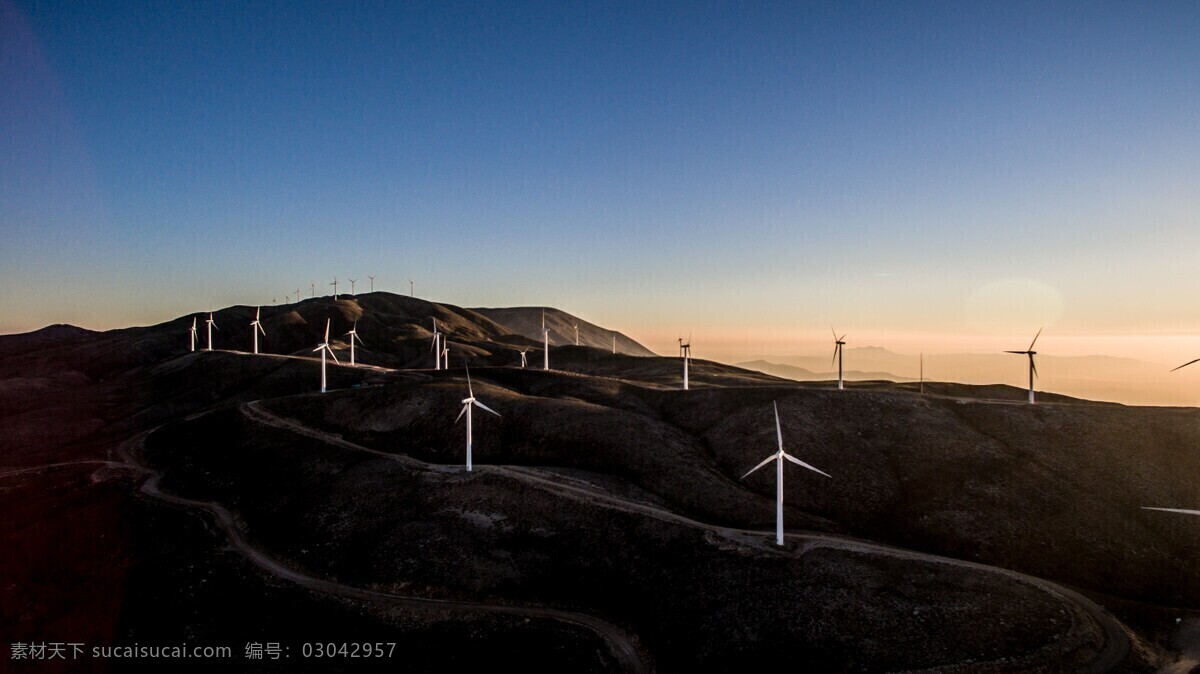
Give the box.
[471,306,656,357]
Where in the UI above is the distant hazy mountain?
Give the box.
[736,359,911,383]
[471,306,656,357]
[741,347,1199,407]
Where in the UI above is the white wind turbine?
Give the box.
[310,281,316,298]
[330,277,339,300]
[348,278,357,295]
[188,317,198,352]
[1004,328,1042,404]
[409,279,414,297]
[250,307,266,355]
[740,402,831,546]
[679,334,692,390]
[519,348,528,368]
[612,333,616,355]
[313,319,339,393]
[540,309,551,370]
[294,288,301,304]
[455,364,501,471]
[344,320,364,366]
[205,312,218,351]
[831,328,847,390]
[574,323,579,346]
[368,275,375,293]
[442,343,449,370]
[430,318,442,370]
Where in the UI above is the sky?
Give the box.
[3,0,1200,369]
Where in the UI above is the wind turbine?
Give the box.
[250,307,266,355]
[313,319,339,393]
[540,309,550,370]
[574,323,579,346]
[348,278,357,295]
[368,275,375,293]
[612,333,616,355]
[344,320,364,366]
[919,353,924,394]
[409,279,414,297]
[294,288,301,304]
[455,364,501,471]
[1004,328,1042,404]
[831,329,846,390]
[519,348,528,368]
[431,318,441,370]
[188,317,198,352]
[205,312,218,351]
[679,334,692,390]
[741,402,831,546]
[330,277,339,300]
[310,281,316,298]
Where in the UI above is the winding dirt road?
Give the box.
[241,400,1132,673]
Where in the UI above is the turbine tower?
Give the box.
[348,278,357,295]
[313,319,339,393]
[831,329,846,390]
[456,364,501,471]
[574,323,579,346]
[310,281,316,298]
[205,312,218,351]
[189,317,198,352]
[540,309,550,370]
[344,320,364,366]
[442,344,449,370]
[250,307,266,355]
[330,277,339,300]
[368,275,375,293]
[740,402,831,546]
[612,333,616,355]
[294,288,301,304]
[409,279,414,297]
[519,348,528,368]
[1004,328,1042,404]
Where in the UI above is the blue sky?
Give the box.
[3,0,1199,361]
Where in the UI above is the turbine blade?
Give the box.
[466,363,473,398]
[258,324,266,336]
[1030,355,1038,379]
[327,346,340,364]
[1170,358,1200,372]
[324,319,330,341]
[782,452,832,478]
[313,345,323,352]
[740,453,778,480]
[832,344,838,366]
[773,401,784,453]
[455,405,467,423]
[1004,350,1025,354]
[1143,507,1200,516]
[474,400,501,417]
[1029,327,1043,351]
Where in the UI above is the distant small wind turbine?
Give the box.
[1005,328,1042,404]
[442,343,449,370]
[456,363,500,471]
[919,353,924,394]
[188,317,198,352]
[250,307,266,355]
[330,277,339,300]
[205,312,218,351]
[740,402,831,546]
[368,275,375,293]
[294,288,301,303]
[313,318,339,393]
[348,278,357,295]
[519,348,528,368]
[344,320,364,366]
[409,279,414,297]
[831,328,846,390]
[679,334,692,390]
[431,318,441,370]
[612,333,616,355]
[574,323,579,346]
[310,281,316,298]
[540,309,550,370]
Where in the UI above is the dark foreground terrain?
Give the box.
[3,293,1199,671]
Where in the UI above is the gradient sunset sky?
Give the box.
[3,1,1199,364]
